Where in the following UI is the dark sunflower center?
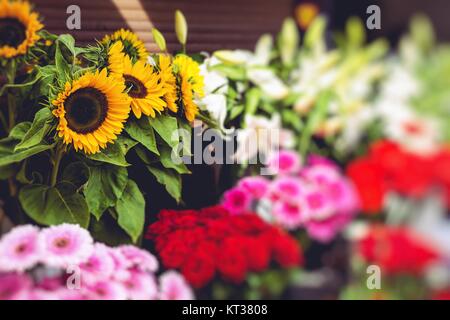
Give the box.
[0,18,26,48]
[124,74,147,98]
[122,39,140,62]
[65,87,108,134]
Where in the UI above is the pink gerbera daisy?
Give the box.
[238,176,270,199]
[39,224,93,268]
[0,225,41,272]
[119,245,159,273]
[268,150,302,175]
[222,187,252,215]
[159,270,194,300]
[84,280,127,300]
[79,244,115,285]
[121,270,158,300]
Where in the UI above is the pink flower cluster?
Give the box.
[0,224,193,300]
[222,151,360,242]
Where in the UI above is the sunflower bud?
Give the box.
[152,28,167,52]
[175,10,188,46]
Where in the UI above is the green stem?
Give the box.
[50,144,65,187]
[7,92,16,132]
[0,110,7,132]
[5,60,17,133]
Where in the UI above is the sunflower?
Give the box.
[102,29,148,64]
[157,54,178,113]
[107,40,125,80]
[0,0,43,59]
[173,54,205,122]
[122,56,166,119]
[52,69,130,154]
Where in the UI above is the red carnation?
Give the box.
[217,238,248,283]
[146,205,303,288]
[347,157,386,213]
[358,225,440,275]
[181,251,216,288]
[272,232,303,267]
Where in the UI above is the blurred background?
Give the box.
[33,0,450,52]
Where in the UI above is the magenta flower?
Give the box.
[159,271,194,300]
[304,186,334,220]
[0,273,32,300]
[325,179,360,214]
[268,150,302,175]
[121,270,158,300]
[222,187,252,215]
[0,225,41,272]
[272,200,309,230]
[302,164,340,187]
[270,176,304,203]
[238,176,270,199]
[39,224,94,268]
[305,213,353,243]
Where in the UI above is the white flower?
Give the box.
[247,68,289,100]
[384,111,440,154]
[199,56,228,95]
[234,114,294,163]
[197,56,232,134]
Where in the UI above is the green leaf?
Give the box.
[62,161,90,188]
[55,40,70,85]
[210,64,246,81]
[57,34,77,58]
[229,104,245,121]
[89,212,132,246]
[150,115,179,148]
[125,118,159,155]
[84,165,128,220]
[15,108,53,151]
[9,122,31,140]
[116,135,138,155]
[89,142,129,167]
[160,145,191,174]
[245,88,261,115]
[19,183,90,227]
[0,138,54,167]
[116,180,145,243]
[147,166,182,203]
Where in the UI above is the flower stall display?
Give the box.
[1,0,450,301]
[0,223,193,300]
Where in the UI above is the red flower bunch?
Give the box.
[347,140,450,213]
[146,206,303,288]
[357,225,441,275]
